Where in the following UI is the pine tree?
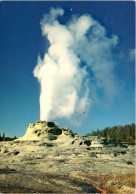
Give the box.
[3,133,5,141]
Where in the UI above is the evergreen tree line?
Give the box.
[0,133,17,141]
[87,123,135,143]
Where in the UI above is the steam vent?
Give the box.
[19,120,105,147]
[19,120,75,142]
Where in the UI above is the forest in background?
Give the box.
[0,133,17,141]
[87,123,135,143]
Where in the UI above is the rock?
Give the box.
[14,151,20,155]
[48,135,58,141]
[127,161,133,165]
[48,128,62,135]
[18,120,74,142]
[46,121,57,128]
[84,140,91,146]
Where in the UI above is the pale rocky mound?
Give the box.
[18,120,103,147]
[19,120,74,142]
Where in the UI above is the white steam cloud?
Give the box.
[33,7,119,121]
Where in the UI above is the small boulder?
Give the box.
[48,128,62,135]
[84,140,91,146]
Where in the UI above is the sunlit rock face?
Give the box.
[18,120,105,148]
[19,120,75,142]
[17,120,110,148]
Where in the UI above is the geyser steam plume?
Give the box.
[33,7,119,121]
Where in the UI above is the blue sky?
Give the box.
[0,1,135,137]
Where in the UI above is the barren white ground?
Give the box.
[0,121,135,193]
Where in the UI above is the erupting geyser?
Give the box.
[33,7,119,122]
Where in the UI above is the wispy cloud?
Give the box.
[128,48,135,62]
